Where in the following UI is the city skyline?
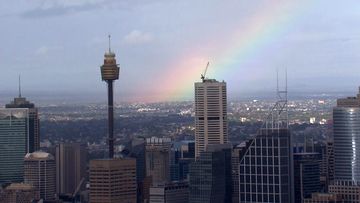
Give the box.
[1,1,360,102]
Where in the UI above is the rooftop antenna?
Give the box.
[201,62,210,82]
[108,34,111,53]
[18,75,22,98]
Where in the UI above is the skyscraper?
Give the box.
[189,144,232,203]
[194,79,227,158]
[333,88,360,183]
[55,143,87,195]
[238,129,294,203]
[5,84,40,153]
[145,137,171,185]
[0,108,28,183]
[24,151,56,201]
[89,158,137,203]
[293,152,321,203]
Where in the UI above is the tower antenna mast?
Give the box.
[108,34,111,53]
[18,75,22,98]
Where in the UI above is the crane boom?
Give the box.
[201,62,210,82]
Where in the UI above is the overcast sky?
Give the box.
[1,0,360,102]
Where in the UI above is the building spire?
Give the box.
[18,74,22,98]
[108,34,111,53]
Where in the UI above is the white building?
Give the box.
[194,79,227,158]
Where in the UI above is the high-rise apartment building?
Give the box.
[24,151,56,201]
[333,88,360,183]
[189,144,232,203]
[6,94,40,153]
[293,153,321,203]
[0,108,28,183]
[56,143,87,195]
[238,129,294,203]
[89,158,137,203]
[194,79,227,158]
[145,137,171,184]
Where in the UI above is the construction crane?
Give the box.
[201,62,210,82]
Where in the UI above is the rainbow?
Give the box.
[148,1,312,102]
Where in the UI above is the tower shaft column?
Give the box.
[107,80,114,158]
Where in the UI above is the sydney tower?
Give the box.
[100,35,120,158]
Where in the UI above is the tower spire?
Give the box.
[108,34,111,53]
[18,75,22,98]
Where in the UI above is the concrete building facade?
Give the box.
[89,158,137,203]
[194,79,227,158]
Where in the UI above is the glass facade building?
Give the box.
[293,153,321,203]
[6,96,39,153]
[238,128,294,203]
[189,144,232,203]
[0,108,28,183]
[333,90,360,184]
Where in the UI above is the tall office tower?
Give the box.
[189,144,232,203]
[181,142,195,159]
[149,181,189,203]
[145,137,171,184]
[127,138,146,203]
[326,141,335,187]
[333,88,360,184]
[55,143,87,195]
[100,35,120,159]
[170,149,181,181]
[0,108,28,183]
[312,143,328,191]
[232,146,241,203]
[89,158,137,203]
[293,153,321,203]
[238,129,294,203]
[5,83,40,153]
[24,151,56,200]
[194,79,227,158]
[0,183,40,202]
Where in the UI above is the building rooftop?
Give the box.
[6,183,35,191]
[25,151,54,160]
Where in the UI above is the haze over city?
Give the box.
[1,0,360,102]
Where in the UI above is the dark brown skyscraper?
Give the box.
[56,143,87,195]
[100,35,120,159]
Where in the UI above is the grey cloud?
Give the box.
[21,0,106,18]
